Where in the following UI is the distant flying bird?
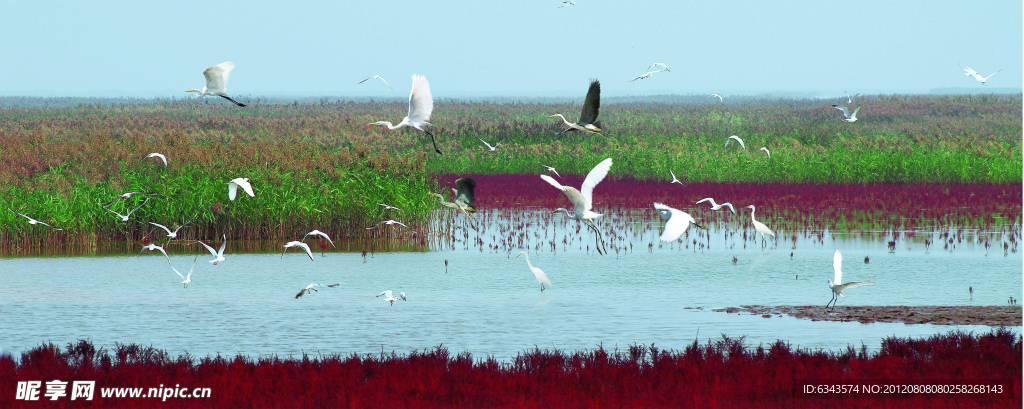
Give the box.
[843,91,860,105]
[369,74,442,154]
[378,203,402,211]
[669,170,683,186]
[104,197,150,222]
[831,105,860,122]
[367,220,411,230]
[653,202,704,242]
[550,79,602,136]
[724,135,745,150]
[515,251,552,291]
[542,158,612,255]
[358,75,393,89]
[960,64,979,77]
[9,209,62,230]
[629,70,666,82]
[745,205,775,247]
[826,250,875,310]
[543,165,561,179]
[139,243,171,265]
[710,94,723,103]
[150,222,186,240]
[170,257,198,288]
[302,230,335,248]
[695,198,736,214]
[558,1,576,7]
[961,64,1002,85]
[647,63,670,72]
[428,178,478,227]
[377,290,407,305]
[282,241,314,261]
[477,137,500,152]
[198,234,227,265]
[228,178,255,201]
[295,283,338,299]
[186,61,246,107]
[145,152,168,166]
[759,146,771,159]
[101,192,157,209]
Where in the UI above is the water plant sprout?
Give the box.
[826,250,875,310]
[186,61,247,107]
[515,251,552,292]
[368,74,441,154]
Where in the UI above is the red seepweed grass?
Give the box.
[2,329,1019,408]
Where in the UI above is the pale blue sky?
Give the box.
[1,1,1020,98]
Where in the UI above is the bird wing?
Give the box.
[397,292,407,301]
[695,198,714,206]
[150,222,173,235]
[198,240,218,257]
[580,158,613,211]
[728,136,745,150]
[454,177,476,207]
[838,281,875,291]
[312,231,335,247]
[540,174,565,191]
[296,288,308,299]
[377,290,392,298]
[297,242,314,261]
[234,179,255,197]
[187,257,198,277]
[983,69,1002,80]
[407,75,434,124]
[203,61,234,94]
[833,250,843,285]
[850,107,860,120]
[654,202,687,242]
[721,203,736,214]
[170,265,186,281]
[228,182,238,201]
[831,104,851,118]
[578,79,601,125]
[148,153,168,166]
[376,76,393,89]
[126,198,150,216]
[760,147,770,158]
[393,221,410,228]
[478,137,494,150]
[217,235,227,256]
[358,77,372,84]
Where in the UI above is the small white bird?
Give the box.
[710,94,723,103]
[170,257,198,288]
[695,198,736,214]
[139,243,171,265]
[669,170,683,186]
[358,75,393,89]
[515,251,552,291]
[198,234,227,265]
[377,290,407,305]
[478,137,500,152]
[378,203,402,211]
[759,147,771,159]
[228,178,255,201]
[831,105,860,122]
[745,205,776,247]
[295,283,338,299]
[961,64,1002,85]
[724,135,745,150]
[302,230,336,248]
[150,222,186,240]
[9,209,62,230]
[369,74,441,154]
[843,91,860,105]
[104,197,150,222]
[367,220,411,230]
[543,165,562,179]
[101,192,157,208]
[629,70,665,82]
[653,202,704,242]
[145,152,168,167]
[826,250,875,310]
[282,241,315,261]
[186,61,246,107]
[558,1,576,8]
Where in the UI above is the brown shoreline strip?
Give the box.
[712,305,1023,326]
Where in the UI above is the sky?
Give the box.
[1,1,1021,98]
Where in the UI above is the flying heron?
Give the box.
[550,79,602,136]
[542,158,612,255]
[369,74,442,154]
[186,61,246,107]
[428,178,478,229]
[653,202,704,242]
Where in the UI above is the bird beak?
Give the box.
[367,123,376,126]
[548,114,559,118]
[694,223,707,230]
[185,90,196,92]
[515,254,521,258]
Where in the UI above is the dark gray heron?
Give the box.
[428,178,477,229]
[550,79,602,136]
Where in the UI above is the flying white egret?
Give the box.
[724,135,745,150]
[428,178,477,228]
[295,283,338,299]
[302,230,335,248]
[744,205,775,247]
[629,70,666,82]
[282,241,314,261]
[960,64,979,77]
[972,70,1002,85]
[515,251,552,291]
[358,75,393,89]
[710,94,723,103]
[843,91,860,105]
[139,243,171,265]
[542,158,612,255]
[198,234,227,265]
[378,203,402,211]
[550,79,602,136]
[653,202,704,242]
[101,192,157,208]
[366,220,411,230]
[104,197,150,222]
[150,222,186,240]
[759,147,771,159]
[647,63,670,72]
[695,198,736,214]
[369,74,441,154]
[145,152,168,166]
[377,290,407,305]
[669,170,683,186]
[170,257,198,288]
[9,209,62,230]
[228,178,255,201]
[477,137,500,152]
[543,165,561,179]
[826,250,875,310]
[558,1,576,7]
[186,61,246,107]
[830,105,860,122]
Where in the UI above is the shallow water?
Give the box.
[1,210,1020,360]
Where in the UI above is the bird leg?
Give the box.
[219,95,247,107]
[423,129,443,155]
[541,284,545,292]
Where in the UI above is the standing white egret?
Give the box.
[282,241,314,261]
[358,75,393,89]
[378,203,402,211]
[759,147,771,159]
[515,251,552,291]
[669,170,683,186]
[302,230,335,248]
[369,74,441,154]
[724,135,745,150]
[477,137,500,152]
[9,209,62,230]
[744,205,775,247]
[376,290,407,305]
[150,222,186,240]
[710,94,723,103]
[695,198,736,214]
[186,61,246,107]
[830,105,860,122]
[198,234,227,265]
[104,198,150,222]
[550,79,602,136]
[543,165,562,179]
[170,257,198,288]
[826,250,875,310]
[428,178,477,228]
[228,178,255,201]
[653,202,704,242]
[145,152,168,166]
[542,158,612,255]
[843,91,860,105]
[139,243,171,265]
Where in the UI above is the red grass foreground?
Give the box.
[1,330,1019,408]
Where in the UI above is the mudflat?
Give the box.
[713,305,1022,326]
